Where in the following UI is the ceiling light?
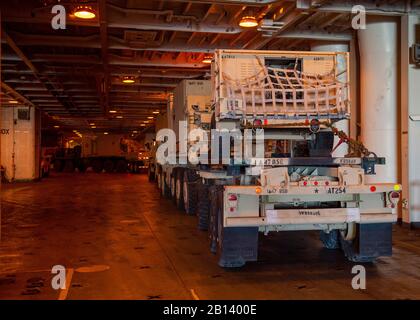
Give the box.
[89,122,95,126]
[104,132,109,135]
[116,116,123,119]
[91,126,96,129]
[122,76,135,84]
[239,15,259,28]
[54,125,60,129]
[147,116,154,119]
[74,5,96,19]
[9,100,19,104]
[133,131,138,134]
[144,120,150,123]
[109,110,117,113]
[152,110,160,114]
[202,54,213,64]
[140,124,146,127]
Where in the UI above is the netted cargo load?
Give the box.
[214,50,350,121]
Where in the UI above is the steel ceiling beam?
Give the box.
[303,0,410,15]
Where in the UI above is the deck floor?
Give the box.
[1,173,420,300]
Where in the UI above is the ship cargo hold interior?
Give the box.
[1,0,420,301]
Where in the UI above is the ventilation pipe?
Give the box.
[358,16,398,183]
[311,41,350,158]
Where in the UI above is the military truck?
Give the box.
[152,49,401,268]
[53,134,145,173]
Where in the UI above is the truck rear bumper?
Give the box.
[225,209,397,228]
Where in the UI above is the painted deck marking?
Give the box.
[190,289,200,300]
[58,268,74,300]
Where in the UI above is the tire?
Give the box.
[116,159,127,173]
[183,169,199,215]
[161,173,171,198]
[92,159,103,173]
[197,182,210,230]
[78,161,87,173]
[157,172,162,190]
[175,168,185,211]
[209,186,220,254]
[54,159,64,172]
[170,170,177,202]
[103,160,115,173]
[63,160,75,173]
[320,230,340,249]
[148,166,155,182]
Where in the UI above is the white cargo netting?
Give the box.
[220,58,349,120]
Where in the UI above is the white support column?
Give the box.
[358,16,398,184]
[402,14,420,226]
[311,41,350,158]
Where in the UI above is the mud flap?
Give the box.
[341,223,392,262]
[358,223,392,258]
[218,227,259,268]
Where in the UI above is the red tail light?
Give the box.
[228,194,238,201]
[390,191,400,199]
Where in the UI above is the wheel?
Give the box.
[161,173,166,196]
[340,222,356,241]
[78,162,87,173]
[157,171,162,190]
[170,171,177,202]
[92,159,103,173]
[208,185,220,254]
[183,169,199,215]
[197,182,210,230]
[148,166,155,182]
[116,159,127,173]
[175,169,185,211]
[320,230,340,249]
[161,173,171,198]
[53,159,64,172]
[63,160,75,173]
[103,160,115,173]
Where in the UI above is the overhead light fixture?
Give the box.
[122,76,135,84]
[54,125,60,129]
[9,100,18,104]
[73,5,96,19]
[133,130,138,134]
[144,120,150,123]
[91,126,97,129]
[140,124,146,127]
[202,54,213,64]
[239,15,259,28]
[116,115,123,119]
[147,116,154,119]
[152,110,160,114]
[109,110,117,113]
[104,132,109,135]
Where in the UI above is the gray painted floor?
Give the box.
[1,173,419,300]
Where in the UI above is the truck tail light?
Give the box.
[370,186,377,192]
[228,194,237,201]
[227,194,238,213]
[388,191,401,208]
